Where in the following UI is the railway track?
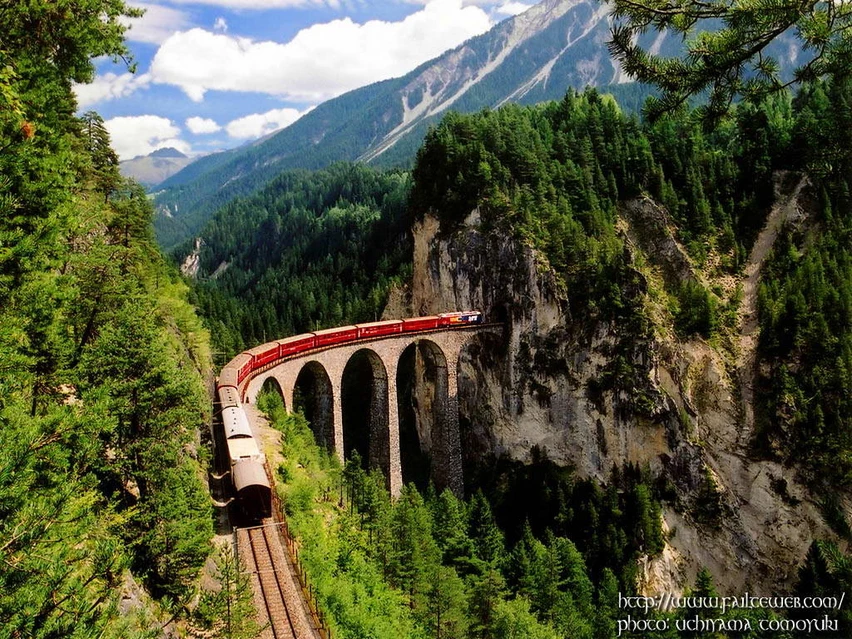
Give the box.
[237,522,319,639]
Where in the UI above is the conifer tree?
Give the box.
[468,489,505,567]
[608,0,852,120]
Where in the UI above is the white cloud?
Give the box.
[213,17,228,32]
[495,1,531,15]
[225,107,309,139]
[149,0,492,102]
[165,0,333,7]
[105,115,190,160]
[186,116,222,134]
[73,72,151,109]
[122,3,191,44]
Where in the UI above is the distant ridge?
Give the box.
[121,147,196,188]
[149,147,188,159]
[153,0,800,250]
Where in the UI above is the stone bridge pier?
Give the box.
[243,327,494,497]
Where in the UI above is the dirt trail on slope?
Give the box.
[737,172,809,445]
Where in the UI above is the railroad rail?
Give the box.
[236,521,321,639]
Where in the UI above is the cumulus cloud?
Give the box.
[225,107,308,139]
[186,116,222,134]
[74,72,151,108]
[213,17,228,32]
[166,0,334,7]
[495,1,532,15]
[122,3,191,44]
[105,115,190,160]
[149,0,492,102]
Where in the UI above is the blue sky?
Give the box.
[76,0,532,160]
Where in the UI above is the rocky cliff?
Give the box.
[384,182,837,595]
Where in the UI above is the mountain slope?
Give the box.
[120,147,196,187]
[153,0,667,249]
[153,0,801,251]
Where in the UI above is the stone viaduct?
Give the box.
[241,326,498,497]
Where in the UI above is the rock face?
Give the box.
[387,192,835,595]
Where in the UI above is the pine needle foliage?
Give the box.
[608,0,852,120]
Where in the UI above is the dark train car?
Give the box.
[402,315,440,332]
[314,325,359,347]
[356,320,403,338]
[232,459,272,519]
[279,333,316,358]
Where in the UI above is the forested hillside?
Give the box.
[411,85,850,488]
[194,82,851,636]
[150,0,674,251]
[194,87,850,485]
[0,4,223,635]
[186,163,413,363]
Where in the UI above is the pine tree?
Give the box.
[424,566,468,639]
[468,567,507,639]
[609,0,852,120]
[430,488,475,573]
[468,490,505,567]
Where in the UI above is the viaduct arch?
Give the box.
[242,327,495,497]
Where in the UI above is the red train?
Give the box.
[221,311,483,387]
[215,311,482,518]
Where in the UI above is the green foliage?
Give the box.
[267,396,672,639]
[469,451,664,590]
[794,540,852,635]
[0,0,140,299]
[672,280,719,338]
[189,545,262,639]
[0,404,133,639]
[608,0,852,120]
[188,163,412,363]
[410,89,793,332]
[269,406,425,639]
[0,4,215,630]
[755,80,852,487]
[411,93,649,320]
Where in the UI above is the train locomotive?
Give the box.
[216,311,482,517]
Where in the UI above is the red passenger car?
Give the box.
[249,342,280,368]
[356,320,403,338]
[278,333,316,358]
[314,325,359,347]
[402,316,440,332]
[232,353,253,384]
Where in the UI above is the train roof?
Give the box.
[217,385,241,409]
[355,320,403,329]
[278,332,315,344]
[222,406,253,439]
[244,341,278,357]
[227,436,262,461]
[218,367,239,389]
[232,459,270,492]
[313,325,357,336]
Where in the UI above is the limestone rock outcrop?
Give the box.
[386,190,837,595]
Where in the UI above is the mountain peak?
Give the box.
[150,147,188,159]
[153,0,670,248]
